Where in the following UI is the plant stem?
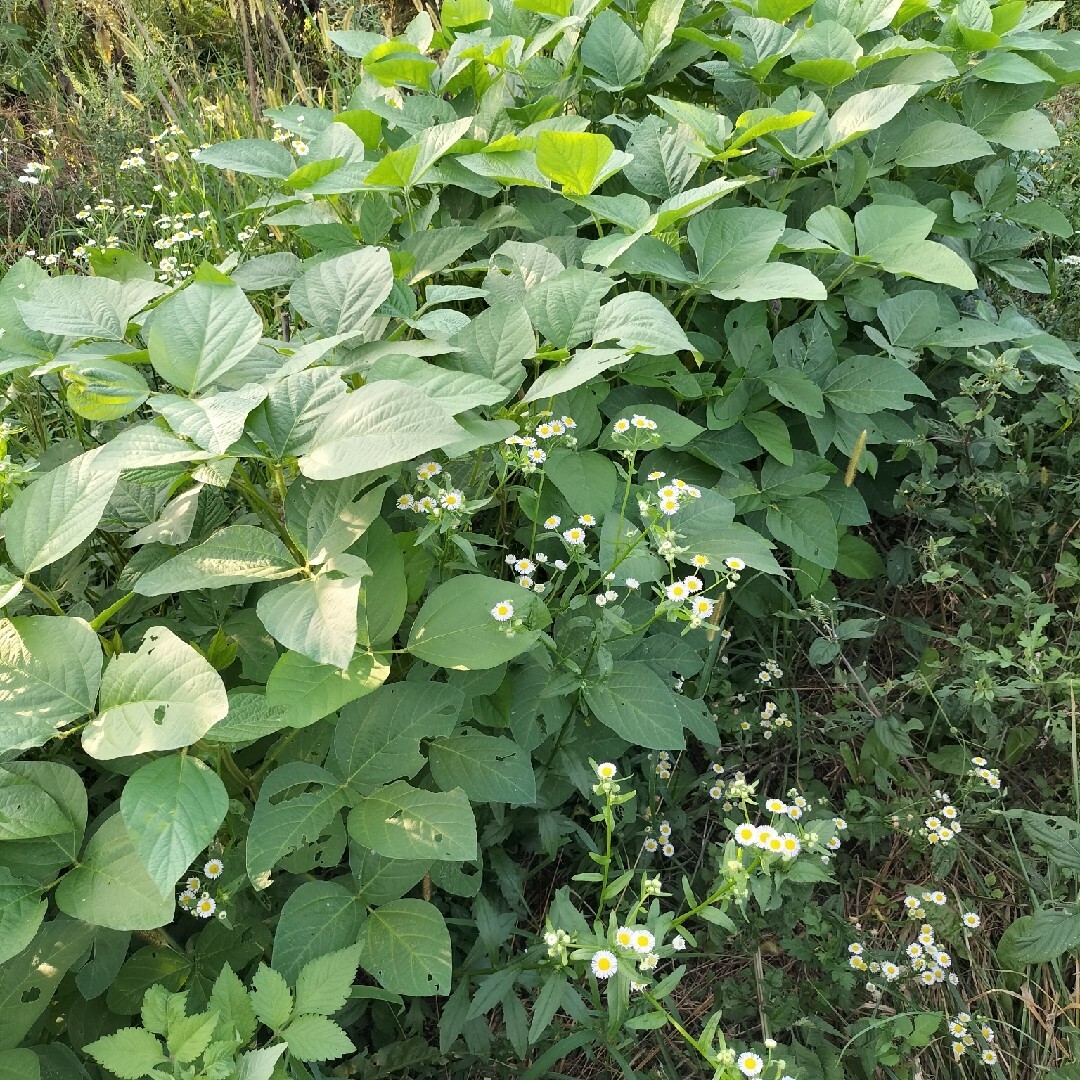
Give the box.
[90,591,136,631]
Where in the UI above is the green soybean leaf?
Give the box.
[428,734,537,804]
[299,381,465,481]
[272,882,367,985]
[583,664,687,749]
[2,449,121,573]
[593,292,693,355]
[146,270,264,394]
[823,356,932,413]
[245,764,346,890]
[581,10,647,91]
[360,898,452,996]
[824,84,922,150]
[265,650,390,729]
[0,870,45,967]
[63,359,150,421]
[334,682,462,794]
[894,122,993,167]
[120,755,229,897]
[134,525,300,595]
[195,138,295,178]
[408,575,550,670]
[82,626,229,760]
[56,814,174,931]
[347,782,477,861]
[289,248,394,337]
[0,617,103,752]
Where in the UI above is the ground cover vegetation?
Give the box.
[2,0,1080,1078]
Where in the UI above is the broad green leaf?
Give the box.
[593,292,693,355]
[360,898,452,996]
[289,248,394,337]
[408,575,550,670]
[272,882,367,985]
[1007,909,1080,965]
[761,367,825,416]
[766,497,839,568]
[670,488,782,574]
[347,782,477,861]
[894,122,992,167]
[709,262,827,302]
[805,205,856,254]
[688,207,785,283]
[353,518,408,646]
[265,650,390,729]
[823,356,932,412]
[972,51,1054,84]
[195,139,295,179]
[284,477,388,564]
[17,276,131,340]
[150,385,266,455]
[282,1014,354,1061]
[146,272,263,394]
[0,766,72,840]
[134,525,299,595]
[623,116,698,199]
[352,846,430,906]
[0,1049,39,1080]
[581,10,647,91]
[0,869,45,967]
[83,1028,166,1080]
[366,354,509,412]
[211,964,258,1045]
[120,755,229,897]
[334,682,462,794]
[1015,811,1080,873]
[824,84,922,150]
[523,269,614,349]
[521,348,629,404]
[877,289,941,348]
[981,108,1058,151]
[299,381,465,481]
[546,449,619,519]
[584,664,687,749]
[245,763,346,889]
[294,944,362,1015]
[126,485,202,549]
[257,561,368,670]
[247,368,346,459]
[428,734,537,804]
[202,692,289,745]
[535,131,630,195]
[0,617,102,752]
[447,302,535,391]
[82,626,229,760]
[0,916,96,1050]
[2,449,121,573]
[854,204,977,289]
[63,359,150,421]
[56,814,174,931]
[0,762,86,884]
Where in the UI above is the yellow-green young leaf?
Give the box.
[347,782,477,861]
[0,869,45,967]
[514,0,571,16]
[363,41,436,89]
[63,360,149,421]
[83,1027,166,1079]
[1,449,121,573]
[55,815,174,931]
[250,964,293,1030]
[359,898,452,996]
[82,626,228,760]
[146,270,263,394]
[536,131,625,195]
[442,0,491,27]
[0,617,103,753]
[294,944,362,1016]
[120,755,229,897]
[210,964,257,1045]
[166,1009,218,1064]
[282,1014,355,1061]
[408,574,550,670]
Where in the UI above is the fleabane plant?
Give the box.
[0,0,1076,1072]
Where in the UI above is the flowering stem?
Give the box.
[639,989,713,1066]
[597,786,615,918]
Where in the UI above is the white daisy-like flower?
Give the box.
[578,514,596,526]
[661,842,675,856]
[591,950,617,979]
[204,858,224,879]
[491,601,514,622]
[544,515,561,529]
[196,895,217,918]
[631,929,655,954]
[625,577,640,589]
[614,418,631,433]
[595,762,617,779]
[962,912,980,928]
[615,926,634,948]
[185,877,201,892]
[647,470,666,480]
[737,1052,764,1077]
[766,798,787,814]
[725,557,746,571]
[658,821,671,838]
[396,494,415,510]
[671,935,686,951]
[666,581,689,601]
[440,490,465,510]
[178,889,197,910]
[734,823,757,846]
[643,837,659,852]
[563,528,586,545]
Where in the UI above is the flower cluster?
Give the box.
[755,658,783,685]
[397,461,475,524]
[744,699,793,739]
[654,749,674,780]
[706,765,757,809]
[642,818,675,857]
[177,858,225,920]
[970,756,1002,790]
[947,1011,998,1065]
[503,413,577,471]
[639,474,702,519]
[920,789,962,845]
